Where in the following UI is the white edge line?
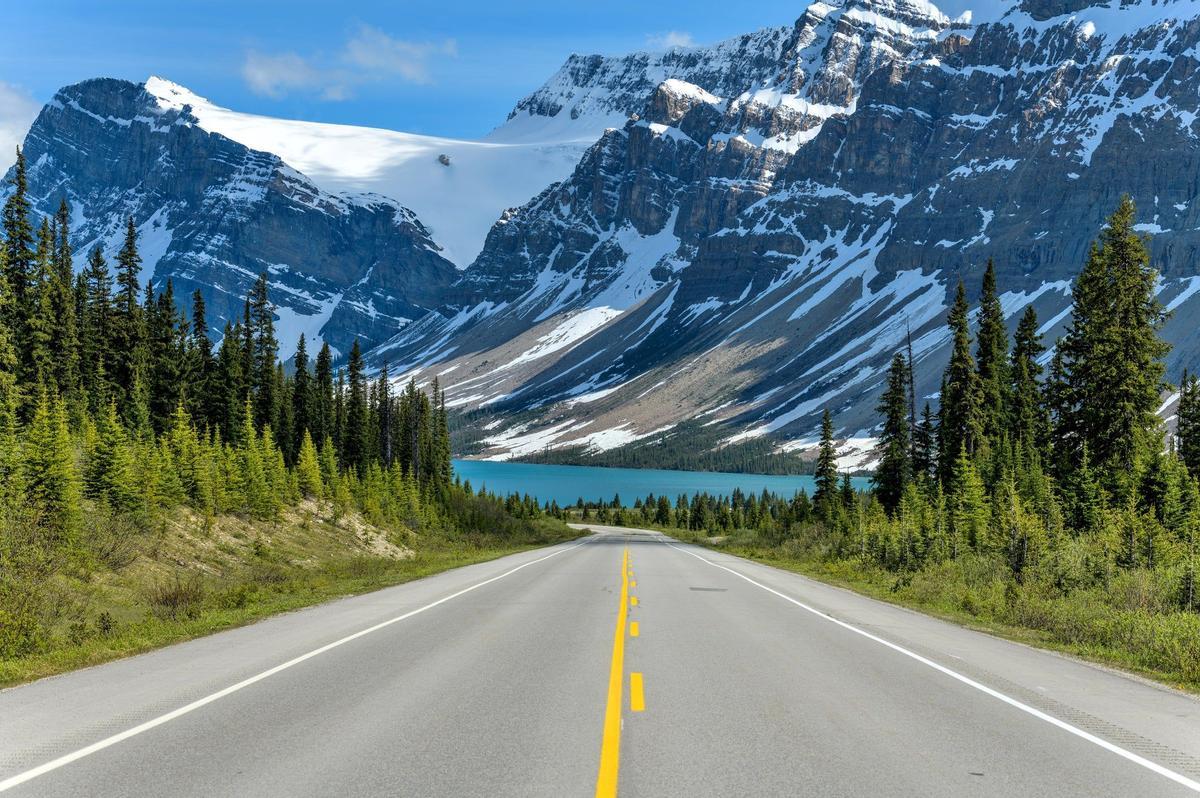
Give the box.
[0,538,592,793]
[665,540,1200,794]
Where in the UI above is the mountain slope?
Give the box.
[145,78,601,268]
[12,77,460,356]
[369,0,1200,462]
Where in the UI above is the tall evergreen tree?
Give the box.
[1178,370,1200,478]
[343,340,368,471]
[814,408,839,520]
[912,402,936,482]
[249,274,278,431]
[976,259,1010,447]
[939,280,983,484]
[80,247,113,409]
[111,217,144,418]
[312,341,333,447]
[1055,196,1170,488]
[49,199,79,400]
[2,147,34,373]
[185,290,216,428]
[1009,305,1049,454]
[874,352,912,513]
[292,334,312,457]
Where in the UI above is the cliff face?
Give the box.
[369,0,1200,459]
[9,77,458,356]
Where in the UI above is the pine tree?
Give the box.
[146,279,182,431]
[312,341,333,447]
[1009,305,1049,455]
[215,321,244,442]
[912,402,936,482]
[186,290,215,428]
[939,280,983,484]
[292,334,312,457]
[814,408,839,520]
[2,148,35,378]
[249,274,278,431]
[343,340,368,471]
[49,199,80,401]
[22,394,82,547]
[1178,370,1200,478]
[296,429,324,499]
[80,247,113,410]
[873,352,911,513]
[1055,196,1170,488]
[949,444,988,554]
[976,260,1010,447]
[111,217,144,418]
[26,219,56,393]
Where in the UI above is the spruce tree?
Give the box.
[80,247,113,409]
[343,340,368,471]
[976,260,1010,447]
[186,289,215,428]
[22,394,82,547]
[1055,196,1170,487]
[312,341,333,447]
[2,147,34,369]
[249,274,278,431]
[814,408,839,520]
[292,334,312,456]
[111,217,144,417]
[939,280,983,484]
[1177,370,1200,478]
[296,429,324,499]
[26,219,56,393]
[1009,305,1049,455]
[873,352,912,513]
[912,402,936,482]
[49,199,79,400]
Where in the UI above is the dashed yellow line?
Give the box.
[630,673,645,712]
[595,546,630,798]
[630,596,638,608]
[629,621,639,638]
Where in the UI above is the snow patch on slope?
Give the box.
[145,76,603,268]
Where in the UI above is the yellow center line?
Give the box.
[595,544,630,798]
[629,621,639,638]
[630,673,646,712]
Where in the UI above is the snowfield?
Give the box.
[145,77,607,268]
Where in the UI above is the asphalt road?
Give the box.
[2,525,1199,797]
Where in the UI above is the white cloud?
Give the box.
[343,26,457,85]
[0,82,41,165]
[241,25,457,100]
[647,31,696,50]
[242,51,327,99]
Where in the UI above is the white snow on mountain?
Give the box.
[144,77,605,268]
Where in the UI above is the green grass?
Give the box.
[606,520,1200,693]
[1,511,582,688]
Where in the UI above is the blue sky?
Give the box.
[0,0,807,146]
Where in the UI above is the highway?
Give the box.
[2,525,1199,796]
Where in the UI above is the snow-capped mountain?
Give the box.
[11,0,1200,463]
[144,78,601,268]
[11,78,462,356]
[368,0,1200,461]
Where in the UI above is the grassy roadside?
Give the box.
[608,521,1200,693]
[1,506,582,688]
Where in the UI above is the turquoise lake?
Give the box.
[451,460,871,506]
